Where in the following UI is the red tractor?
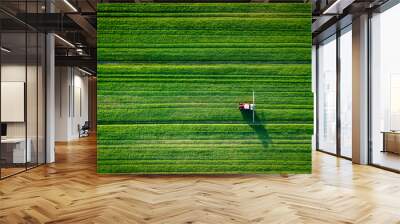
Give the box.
[238,103,255,111]
[238,91,256,123]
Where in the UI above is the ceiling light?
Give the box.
[78,67,93,76]
[322,0,354,15]
[63,0,78,12]
[54,34,75,48]
[76,48,86,56]
[322,0,341,14]
[1,47,11,53]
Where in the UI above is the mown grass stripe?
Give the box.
[98,34,311,44]
[98,12,310,19]
[98,48,311,62]
[97,3,311,13]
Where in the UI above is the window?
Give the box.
[317,35,337,154]
[0,2,46,179]
[370,3,400,171]
[339,26,352,158]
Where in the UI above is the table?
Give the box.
[381,131,400,154]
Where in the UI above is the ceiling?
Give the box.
[1,0,97,73]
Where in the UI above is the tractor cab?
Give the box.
[239,103,255,111]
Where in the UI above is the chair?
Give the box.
[79,121,90,138]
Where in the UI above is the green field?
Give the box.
[97,3,312,174]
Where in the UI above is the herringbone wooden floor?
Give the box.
[1,136,400,224]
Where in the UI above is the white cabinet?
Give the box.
[1,138,32,163]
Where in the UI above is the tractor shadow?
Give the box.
[240,110,271,149]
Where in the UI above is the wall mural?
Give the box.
[97,3,312,174]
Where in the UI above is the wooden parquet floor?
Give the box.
[1,135,400,224]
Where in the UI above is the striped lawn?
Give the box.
[97,3,312,174]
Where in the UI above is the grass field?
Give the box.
[97,3,312,174]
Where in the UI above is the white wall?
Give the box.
[55,66,70,141]
[55,67,89,141]
[72,72,89,138]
